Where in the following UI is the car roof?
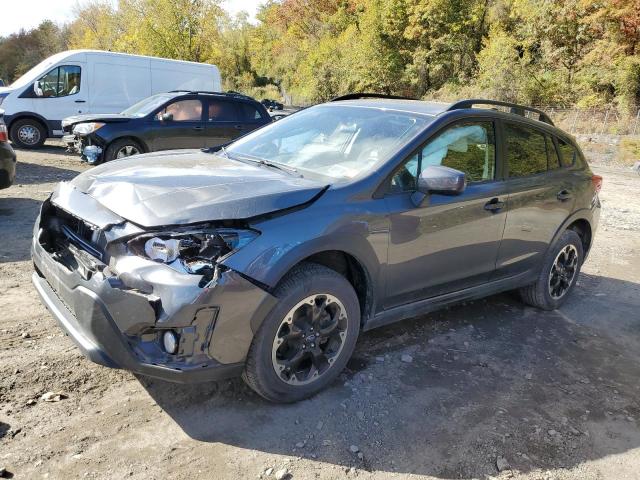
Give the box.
[322,98,450,117]
[324,97,569,136]
[168,90,261,104]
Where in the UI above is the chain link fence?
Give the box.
[536,106,640,137]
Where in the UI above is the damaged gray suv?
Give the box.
[32,96,601,402]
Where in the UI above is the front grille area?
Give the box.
[40,203,106,262]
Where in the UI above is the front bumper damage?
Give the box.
[31,188,278,383]
[62,132,103,164]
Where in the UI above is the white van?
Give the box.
[0,50,222,148]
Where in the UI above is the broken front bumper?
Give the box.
[31,211,277,383]
[62,134,103,164]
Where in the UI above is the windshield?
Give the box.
[225,105,430,180]
[10,56,59,89]
[121,93,174,117]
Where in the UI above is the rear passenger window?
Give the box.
[240,103,264,120]
[557,138,577,167]
[208,100,238,121]
[546,136,561,170]
[505,123,547,177]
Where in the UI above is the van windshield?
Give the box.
[121,93,174,117]
[225,105,430,180]
[10,57,58,89]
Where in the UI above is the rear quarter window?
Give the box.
[240,103,266,121]
[557,137,578,167]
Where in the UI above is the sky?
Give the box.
[0,0,264,37]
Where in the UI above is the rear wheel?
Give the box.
[243,263,360,403]
[10,119,47,148]
[104,138,143,162]
[519,230,584,310]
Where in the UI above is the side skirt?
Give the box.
[363,271,536,332]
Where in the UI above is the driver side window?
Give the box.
[156,99,203,122]
[35,65,81,98]
[389,120,496,193]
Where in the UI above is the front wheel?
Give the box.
[243,263,360,403]
[104,138,143,162]
[10,119,47,148]
[519,230,584,310]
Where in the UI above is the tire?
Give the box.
[243,262,360,403]
[10,119,47,149]
[104,138,143,162]
[519,230,584,310]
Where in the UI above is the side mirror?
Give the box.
[160,112,173,122]
[418,165,466,195]
[34,81,44,97]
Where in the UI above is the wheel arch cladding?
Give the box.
[108,136,148,153]
[566,218,592,255]
[9,114,49,136]
[284,251,373,326]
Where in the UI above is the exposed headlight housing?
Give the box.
[72,122,105,136]
[128,228,259,275]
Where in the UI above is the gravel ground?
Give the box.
[1,140,639,480]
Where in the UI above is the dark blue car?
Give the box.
[61,91,271,164]
[33,96,601,402]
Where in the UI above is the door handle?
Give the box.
[484,198,505,212]
[234,124,245,130]
[557,190,572,201]
[74,100,86,103]
[192,126,204,131]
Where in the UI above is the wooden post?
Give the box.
[570,109,579,134]
[600,107,610,135]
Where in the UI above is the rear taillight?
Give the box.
[0,123,7,142]
[591,175,603,193]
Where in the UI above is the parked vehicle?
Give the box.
[61,91,271,164]
[261,99,284,111]
[0,50,222,149]
[0,109,17,189]
[269,112,290,122]
[32,96,601,403]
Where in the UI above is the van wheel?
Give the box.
[243,263,360,403]
[519,230,584,310]
[104,138,143,162]
[10,119,47,148]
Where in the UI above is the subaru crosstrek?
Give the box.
[31,96,601,402]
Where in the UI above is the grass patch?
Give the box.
[618,137,640,165]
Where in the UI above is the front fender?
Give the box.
[220,197,388,297]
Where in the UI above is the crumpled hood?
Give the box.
[62,113,133,128]
[70,150,327,227]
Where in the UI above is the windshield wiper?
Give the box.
[232,153,300,175]
[256,158,298,174]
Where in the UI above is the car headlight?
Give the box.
[128,228,259,274]
[72,122,105,136]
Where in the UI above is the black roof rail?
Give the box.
[168,90,253,99]
[447,99,554,126]
[331,93,416,102]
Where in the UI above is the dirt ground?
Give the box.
[1,140,639,480]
